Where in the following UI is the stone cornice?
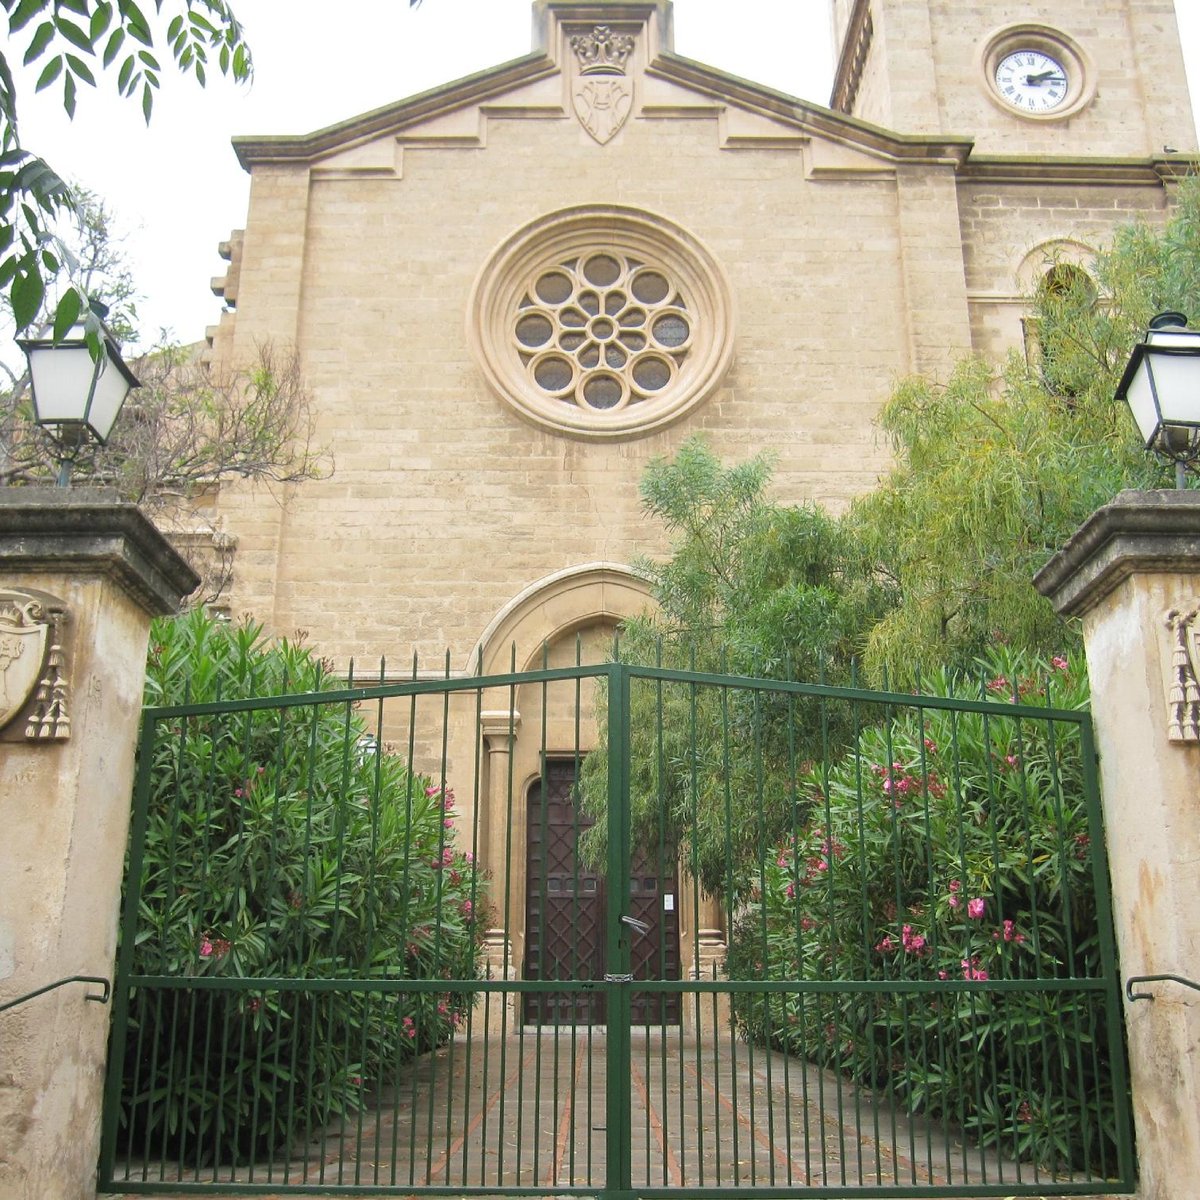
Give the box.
[233,52,558,169]
[1033,490,1200,619]
[0,488,200,616]
[647,52,974,165]
[959,154,1200,187]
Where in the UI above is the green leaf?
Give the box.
[65,53,96,85]
[52,16,95,54]
[23,21,56,66]
[166,13,182,41]
[141,78,152,123]
[102,27,124,68]
[89,2,113,43]
[63,68,76,117]
[12,267,44,329]
[34,54,62,92]
[57,0,89,16]
[118,0,152,45]
[116,52,135,93]
[8,0,48,35]
[193,59,205,86]
[137,49,159,70]
[52,285,82,341]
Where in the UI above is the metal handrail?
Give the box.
[0,975,111,1015]
[1126,973,1200,1002]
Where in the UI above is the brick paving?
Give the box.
[108,1024,1097,1198]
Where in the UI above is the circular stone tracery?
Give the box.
[468,206,734,440]
[516,252,692,414]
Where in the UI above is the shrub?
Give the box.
[726,648,1117,1175]
[119,610,485,1164]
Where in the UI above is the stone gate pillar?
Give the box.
[1034,489,1200,1200]
[0,490,198,1200]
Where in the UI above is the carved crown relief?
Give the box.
[1163,608,1200,743]
[0,589,70,742]
[569,24,636,144]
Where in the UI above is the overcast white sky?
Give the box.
[10,0,1200,348]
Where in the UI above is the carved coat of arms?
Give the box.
[1164,607,1200,742]
[0,589,70,741]
[570,25,636,145]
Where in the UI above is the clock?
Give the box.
[994,49,1069,112]
[980,26,1093,121]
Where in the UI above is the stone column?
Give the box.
[0,490,198,1200]
[1034,489,1200,1200]
[480,708,521,1032]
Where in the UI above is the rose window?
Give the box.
[514,253,693,413]
[469,205,733,440]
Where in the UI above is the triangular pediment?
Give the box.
[233,1,973,179]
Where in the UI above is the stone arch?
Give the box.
[1014,238,1096,295]
[468,561,655,677]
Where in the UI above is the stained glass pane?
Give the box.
[534,356,573,392]
[652,313,689,348]
[580,291,600,316]
[560,308,587,328]
[560,332,586,351]
[515,314,553,348]
[583,254,621,286]
[632,355,671,392]
[606,345,626,368]
[619,331,646,351]
[579,344,600,368]
[631,270,670,304]
[536,271,573,304]
[604,292,626,316]
[583,375,623,409]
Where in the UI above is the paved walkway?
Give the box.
[109,1025,1098,1198]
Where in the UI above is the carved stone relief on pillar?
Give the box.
[0,588,70,742]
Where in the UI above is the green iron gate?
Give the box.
[98,662,1135,1196]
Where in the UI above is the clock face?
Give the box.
[994,49,1069,112]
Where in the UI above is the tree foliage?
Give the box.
[0,0,254,340]
[853,181,1200,684]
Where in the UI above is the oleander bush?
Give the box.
[118,610,486,1164]
[726,648,1118,1174]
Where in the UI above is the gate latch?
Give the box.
[620,914,651,936]
[604,973,634,983]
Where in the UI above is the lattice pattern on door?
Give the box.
[523,760,680,1025]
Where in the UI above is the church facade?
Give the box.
[202,0,1195,994]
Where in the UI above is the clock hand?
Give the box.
[1024,70,1065,85]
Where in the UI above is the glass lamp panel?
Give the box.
[87,353,136,442]
[1122,356,1160,446]
[1145,328,1200,427]
[26,343,97,425]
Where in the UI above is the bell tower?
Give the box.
[829,0,1195,157]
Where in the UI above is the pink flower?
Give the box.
[1051,656,1068,671]
[875,935,895,953]
[402,1016,416,1039]
[967,897,986,920]
[937,970,948,981]
[460,899,474,919]
[425,784,442,798]
[901,925,926,954]
[444,818,454,828]
[784,881,795,899]
[1003,754,1019,769]
[923,737,937,754]
[986,676,1010,694]
[199,937,214,958]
